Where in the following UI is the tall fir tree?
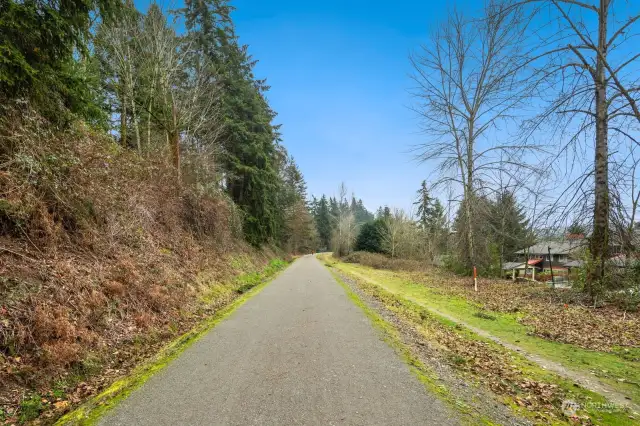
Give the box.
[1,0,121,123]
[353,198,374,225]
[354,219,387,253]
[329,197,340,228]
[315,195,332,250]
[414,180,433,230]
[489,191,530,267]
[182,0,283,245]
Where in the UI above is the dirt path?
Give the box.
[427,305,639,411]
[97,256,460,425]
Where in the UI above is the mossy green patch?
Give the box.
[229,253,256,272]
[19,394,43,423]
[55,259,289,425]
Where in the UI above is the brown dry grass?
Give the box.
[0,107,275,422]
[341,251,430,272]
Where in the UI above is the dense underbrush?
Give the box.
[0,107,281,422]
[341,251,429,271]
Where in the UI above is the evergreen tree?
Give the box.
[283,199,317,254]
[353,198,374,225]
[414,181,446,232]
[315,195,332,250]
[329,197,340,228]
[309,195,319,218]
[425,199,446,234]
[311,190,373,249]
[1,0,121,123]
[282,156,307,202]
[383,206,391,220]
[414,180,432,229]
[182,0,283,245]
[354,219,387,253]
[489,191,530,268]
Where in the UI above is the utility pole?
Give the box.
[548,246,555,289]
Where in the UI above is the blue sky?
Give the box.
[229,0,463,213]
[132,0,640,227]
[132,0,496,213]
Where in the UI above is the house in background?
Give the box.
[502,258,545,280]
[504,234,586,281]
[515,236,585,268]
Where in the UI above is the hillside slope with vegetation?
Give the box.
[0,109,286,422]
[0,0,317,423]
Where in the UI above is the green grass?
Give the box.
[55,259,289,425]
[334,262,640,410]
[324,260,638,425]
[236,259,287,294]
[19,394,43,423]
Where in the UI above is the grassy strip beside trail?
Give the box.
[321,256,637,426]
[55,259,289,426]
[335,261,640,406]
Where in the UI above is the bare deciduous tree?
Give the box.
[139,5,222,179]
[411,0,540,268]
[332,183,357,256]
[380,208,421,259]
[509,0,640,291]
[96,7,142,151]
[97,4,223,183]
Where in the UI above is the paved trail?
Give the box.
[100,256,459,426]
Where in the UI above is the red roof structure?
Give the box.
[566,233,585,240]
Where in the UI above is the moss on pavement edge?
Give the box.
[55,259,290,425]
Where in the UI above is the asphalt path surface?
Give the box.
[99,256,460,425]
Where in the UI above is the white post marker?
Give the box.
[473,266,478,292]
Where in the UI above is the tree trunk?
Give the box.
[170,129,180,174]
[146,97,153,153]
[126,45,141,153]
[465,187,475,269]
[131,89,141,153]
[169,95,180,177]
[466,120,475,269]
[120,89,127,146]
[146,66,158,153]
[499,212,505,273]
[588,0,610,294]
